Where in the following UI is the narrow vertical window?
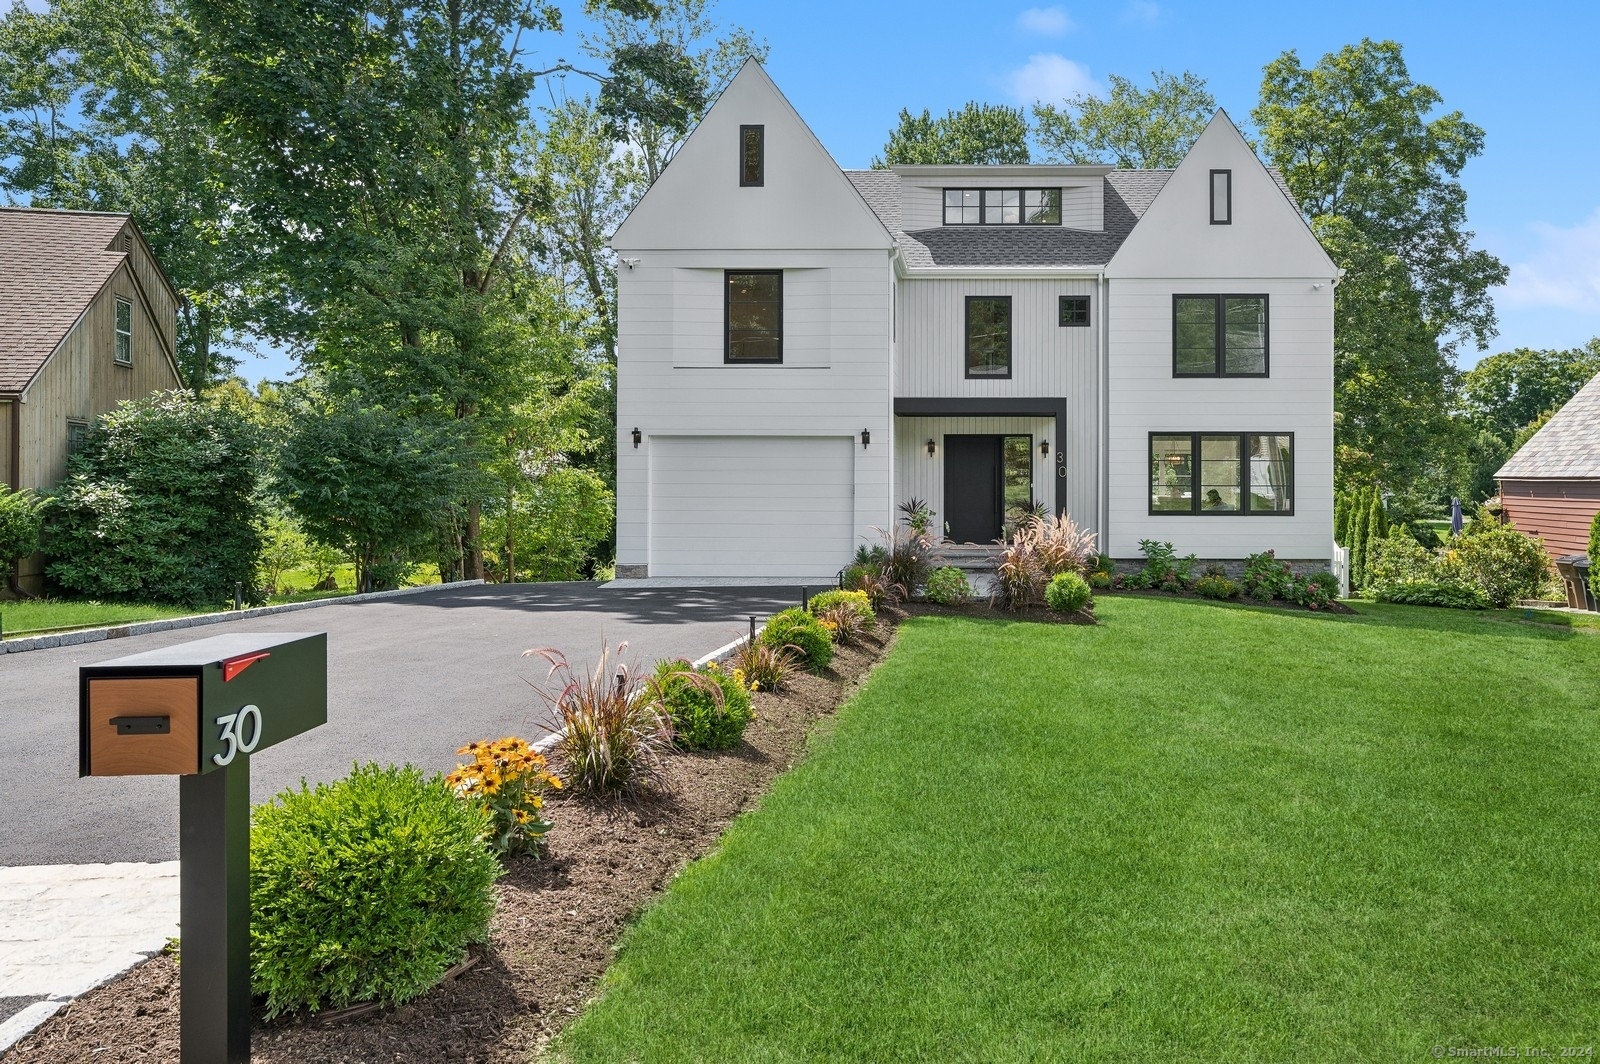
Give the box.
[1210,169,1232,224]
[725,271,782,362]
[67,419,89,456]
[114,297,132,365]
[740,125,764,187]
[964,296,1012,378]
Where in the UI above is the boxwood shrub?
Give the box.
[806,589,876,626]
[759,607,834,671]
[250,763,500,1018]
[1044,571,1092,613]
[652,659,754,750]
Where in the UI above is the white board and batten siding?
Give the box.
[894,416,1058,535]
[611,60,896,578]
[1104,111,1339,561]
[896,277,1101,528]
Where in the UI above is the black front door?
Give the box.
[944,435,1003,543]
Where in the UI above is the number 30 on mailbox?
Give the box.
[79,632,327,778]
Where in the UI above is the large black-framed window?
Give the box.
[965,296,1012,378]
[1173,294,1268,377]
[1059,295,1090,327]
[725,270,782,363]
[1149,432,1294,515]
[739,125,764,186]
[944,188,1061,226]
[1210,169,1232,224]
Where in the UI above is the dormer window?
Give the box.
[944,188,1060,226]
[1210,170,1231,224]
[740,125,764,187]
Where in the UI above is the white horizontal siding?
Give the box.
[615,248,894,575]
[898,177,1103,232]
[1106,277,1334,560]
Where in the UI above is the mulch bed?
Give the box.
[8,617,903,1064]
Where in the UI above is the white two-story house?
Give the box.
[612,60,1336,581]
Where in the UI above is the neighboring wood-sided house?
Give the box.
[1497,371,1600,559]
[610,60,1337,580]
[0,207,185,593]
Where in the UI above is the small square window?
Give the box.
[1210,169,1231,225]
[114,296,132,365]
[739,125,764,187]
[1059,295,1090,327]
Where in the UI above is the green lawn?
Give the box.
[552,596,1600,1062]
[0,562,443,637]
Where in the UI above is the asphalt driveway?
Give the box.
[0,582,802,866]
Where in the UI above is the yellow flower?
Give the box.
[548,775,564,790]
[750,681,761,692]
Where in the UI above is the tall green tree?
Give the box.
[1460,341,1600,442]
[874,103,1030,166]
[1032,70,1215,168]
[0,0,261,389]
[1255,40,1508,496]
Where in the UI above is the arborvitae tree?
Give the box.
[1588,511,1600,599]
[1349,492,1368,589]
[1334,493,1350,546]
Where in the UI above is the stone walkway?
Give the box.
[0,862,179,1054]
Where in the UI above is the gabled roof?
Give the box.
[844,167,1298,270]
[1497,371,1600,479]
[0,207,132,393]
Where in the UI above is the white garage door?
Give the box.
[650,436,855,578]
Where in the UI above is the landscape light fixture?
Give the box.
[631,427,641,448]
[860,429,870,448]
[926,438,936,456]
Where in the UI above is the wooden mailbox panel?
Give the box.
[86,677,200,776]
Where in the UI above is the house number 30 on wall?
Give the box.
[212,705,263,766]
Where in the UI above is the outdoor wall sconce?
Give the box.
[1040,440,1050,456]
[860,429,870,448]
[926,438,937,456]
[631,427,641,448]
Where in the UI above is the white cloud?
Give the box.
[1122,0,1160,25]
[1017,6,1073,36]
[1500,209,1600,312]
[1006,54,1100,104]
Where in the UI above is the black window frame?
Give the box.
[113,295,133,366]
[1209,169,1232,225]
[723,269,783,364]
[964,295,1013,379]
[1171,293,1269,378]
[739,124,764,187]
[1146,431,1295,517]
[1058,295,1090,327]
[942,188,1062,226]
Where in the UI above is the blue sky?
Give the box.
[249,0,1600,381]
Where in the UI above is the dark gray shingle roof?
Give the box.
[843,167,1300,270]
[1497,371,1600,479]
[0,208,130,393]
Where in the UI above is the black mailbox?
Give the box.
[80,632,327,778]
[77,631,328,1063]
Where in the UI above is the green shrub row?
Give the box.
[1365,522,1549,608]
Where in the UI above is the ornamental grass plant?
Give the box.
[525,641,674,800]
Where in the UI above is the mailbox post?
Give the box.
[80,632,327,1063]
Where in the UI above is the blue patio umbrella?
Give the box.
[1450,497,1463,535]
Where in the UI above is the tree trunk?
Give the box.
[505,485,515,583]
[463,498,484,580]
